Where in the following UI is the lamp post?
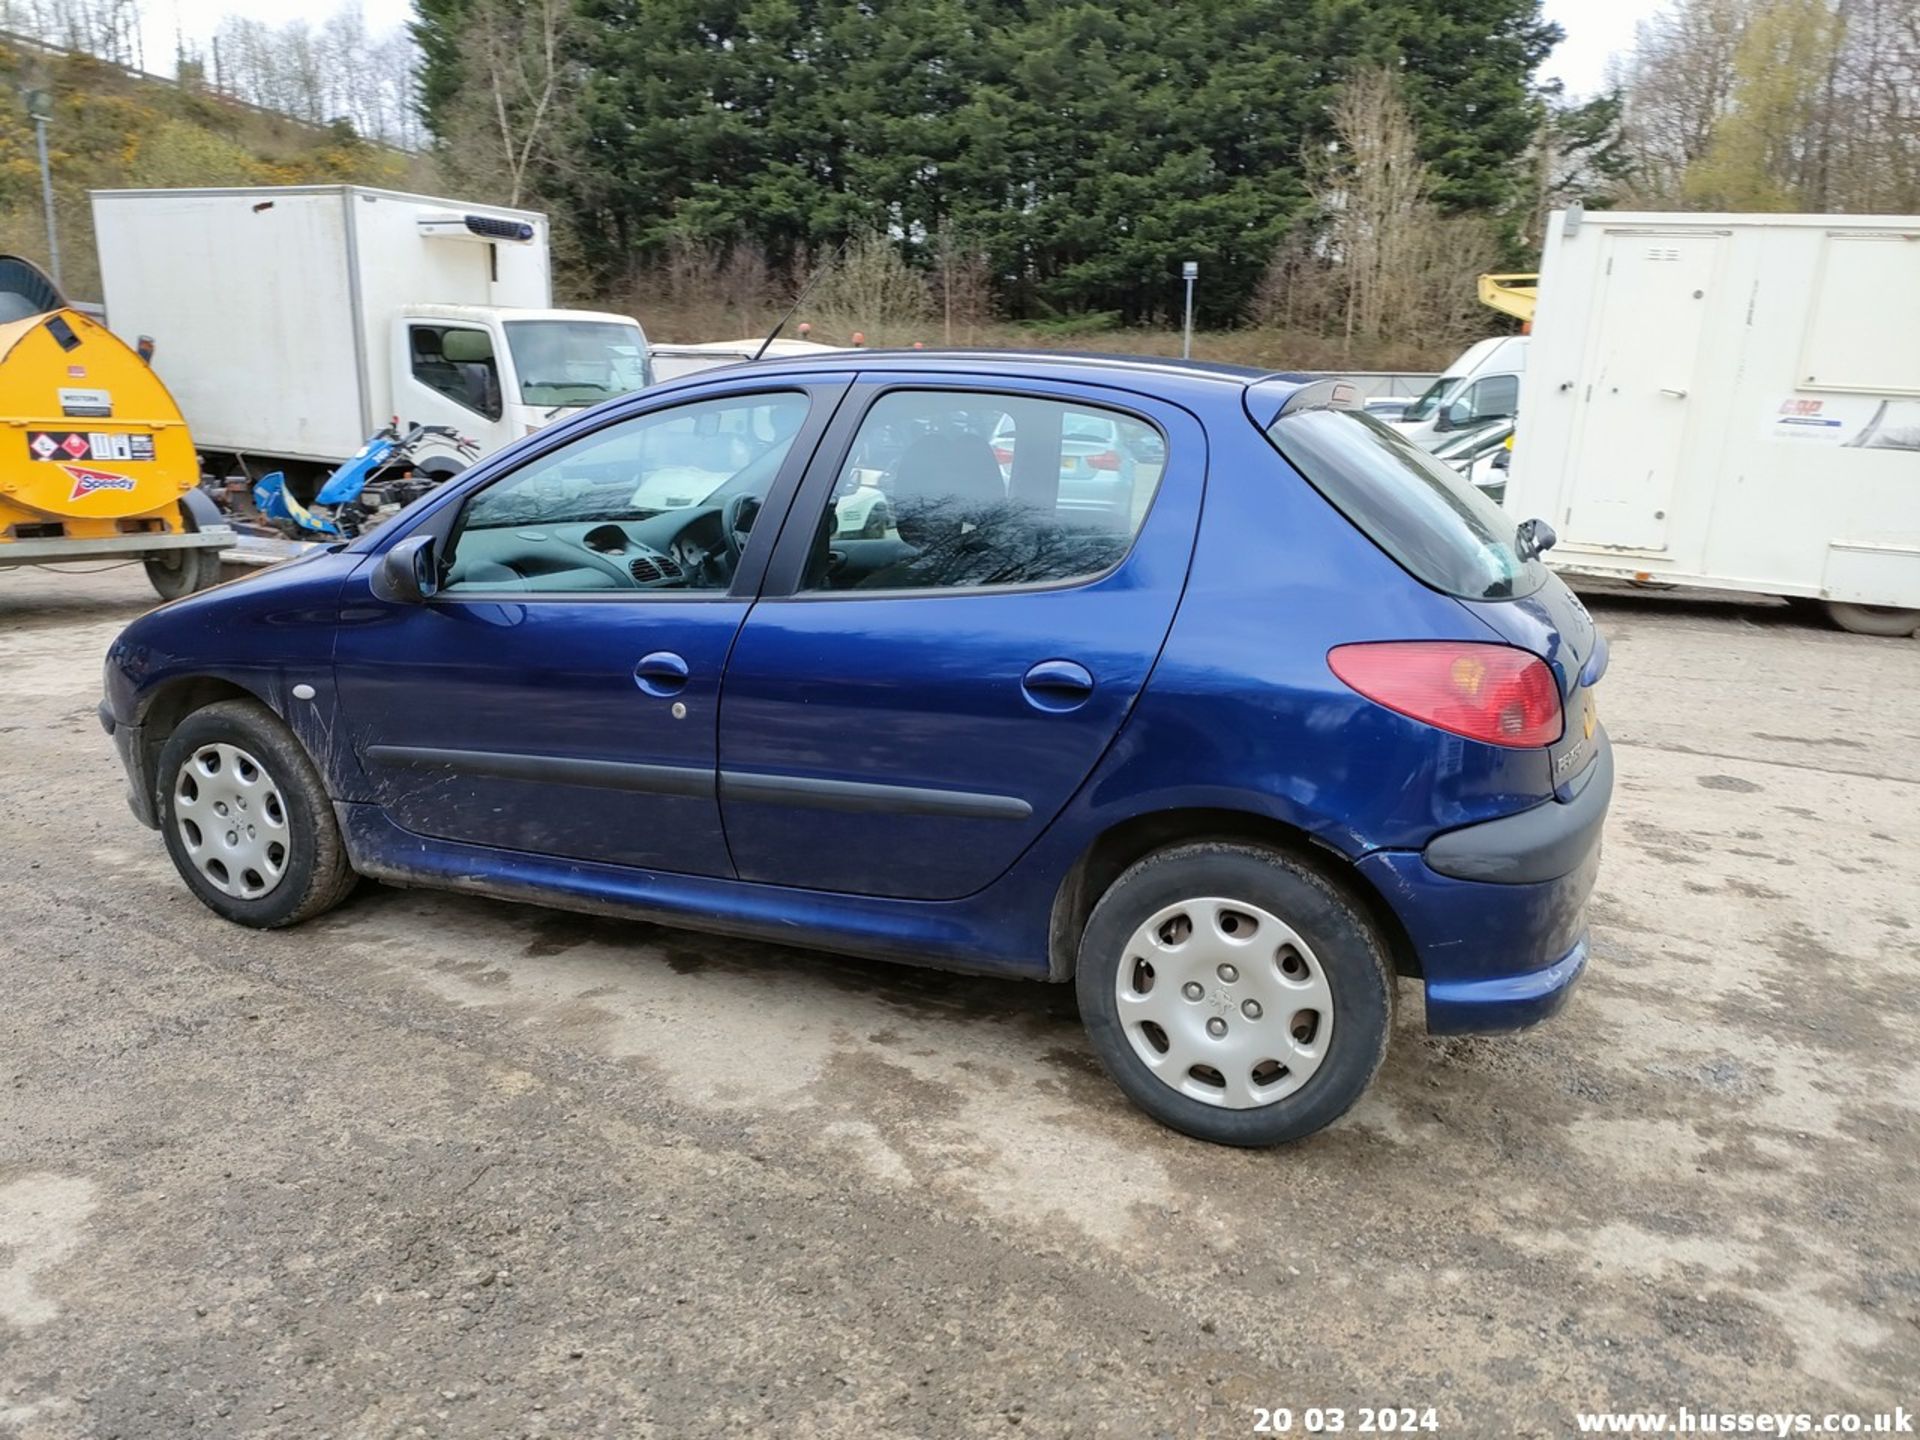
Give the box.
[24,89,60,288]
[1180,260,1198,360]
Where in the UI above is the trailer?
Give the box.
[0,256,228,599]
[90,185,650,493]
[1509,208,1920,637]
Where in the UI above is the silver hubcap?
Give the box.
[172,743,291,900]
[1114,898,1334,1109]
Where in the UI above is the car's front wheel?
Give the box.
[156,700,358,928]
[1077,842,1393,1146]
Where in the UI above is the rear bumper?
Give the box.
[1357,729,1611,1035]
[1425,727,1611,883]
[1423,932,1588,1033]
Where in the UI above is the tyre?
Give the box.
[1076,842,1394,1147]
[1824,601,1920,638]
[145,545,219,600]
[155,700,358,928]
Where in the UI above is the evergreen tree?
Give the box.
[416,0,1564,324]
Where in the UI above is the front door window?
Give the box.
[441,391,811,595]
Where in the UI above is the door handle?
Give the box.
[1022,659,1095,713]
[1659,387,1688,398]
[633,651,690,697]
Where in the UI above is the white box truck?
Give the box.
[90,185,651,491]
[1508,208,1920,636]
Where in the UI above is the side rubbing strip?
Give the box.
[365,745,713,798]
[719,770,1032,820]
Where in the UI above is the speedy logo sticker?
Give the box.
[63,464,137,501]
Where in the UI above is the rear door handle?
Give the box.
[633,651,690,696]
[1022,659,1095,713]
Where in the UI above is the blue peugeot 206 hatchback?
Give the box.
[101,352,1610,1147]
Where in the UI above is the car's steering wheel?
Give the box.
[722,493,760,571]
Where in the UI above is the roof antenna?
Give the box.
[754,244,841,361]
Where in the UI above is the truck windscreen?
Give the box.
[504,321,652,406]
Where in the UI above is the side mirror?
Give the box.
[1515,517,1557,561]
[378,534,439,603]
[1439,398,1473,431]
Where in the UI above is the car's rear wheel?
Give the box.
[1076,842,1393,1147]
[1824,601,1920,638]
[156,700,357,928]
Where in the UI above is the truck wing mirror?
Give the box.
[378,534,440,603]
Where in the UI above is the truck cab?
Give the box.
[1394,335,1527,450]
[393,305,651,471]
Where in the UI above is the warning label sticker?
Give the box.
[26,431,156,463]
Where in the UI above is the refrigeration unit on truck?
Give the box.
[89,185,651,497]
[1508,208,1920,637]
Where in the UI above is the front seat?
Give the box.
[848,432,1015,590]
[887,433,1007,546]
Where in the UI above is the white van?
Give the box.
[1393,335,1527,449]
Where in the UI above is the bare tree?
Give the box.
[2,0,143,66]
[1308,68,1432,347]
[208,11,421,148]
[1615,0,1754,202]
[806,230,934,345]
[934,226,996,345]
[435,0,580,209]
[1251,67,1504,355]
[1616,0,1920,213]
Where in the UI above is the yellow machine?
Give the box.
[1476,272,1539,326]
[0,256,227,599]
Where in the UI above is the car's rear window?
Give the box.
[1264,407,1546,601]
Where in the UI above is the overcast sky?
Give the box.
[139,0,1664,99]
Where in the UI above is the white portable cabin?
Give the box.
[1508,209,1920,622]
[91,185,555,464]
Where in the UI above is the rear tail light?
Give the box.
[992,445,1014,466]
[1086,449,1121,470]
[1328,642,1562,748]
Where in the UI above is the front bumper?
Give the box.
[1359,728,1611,1035]
[99,702,158,828]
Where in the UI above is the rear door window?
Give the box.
[1265,407,1546,600]
[800,389,1165,592]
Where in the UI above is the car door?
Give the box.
[715,378,1205,901]
[396,321,516,456]
[331,379,847,874]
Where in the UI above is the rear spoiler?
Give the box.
[1243,375,1362,430]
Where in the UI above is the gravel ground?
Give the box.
[1,565,1915,1439]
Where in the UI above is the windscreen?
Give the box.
[1265,406,1546,601]
[1398,373,1460,423]
[504,320,652,406]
